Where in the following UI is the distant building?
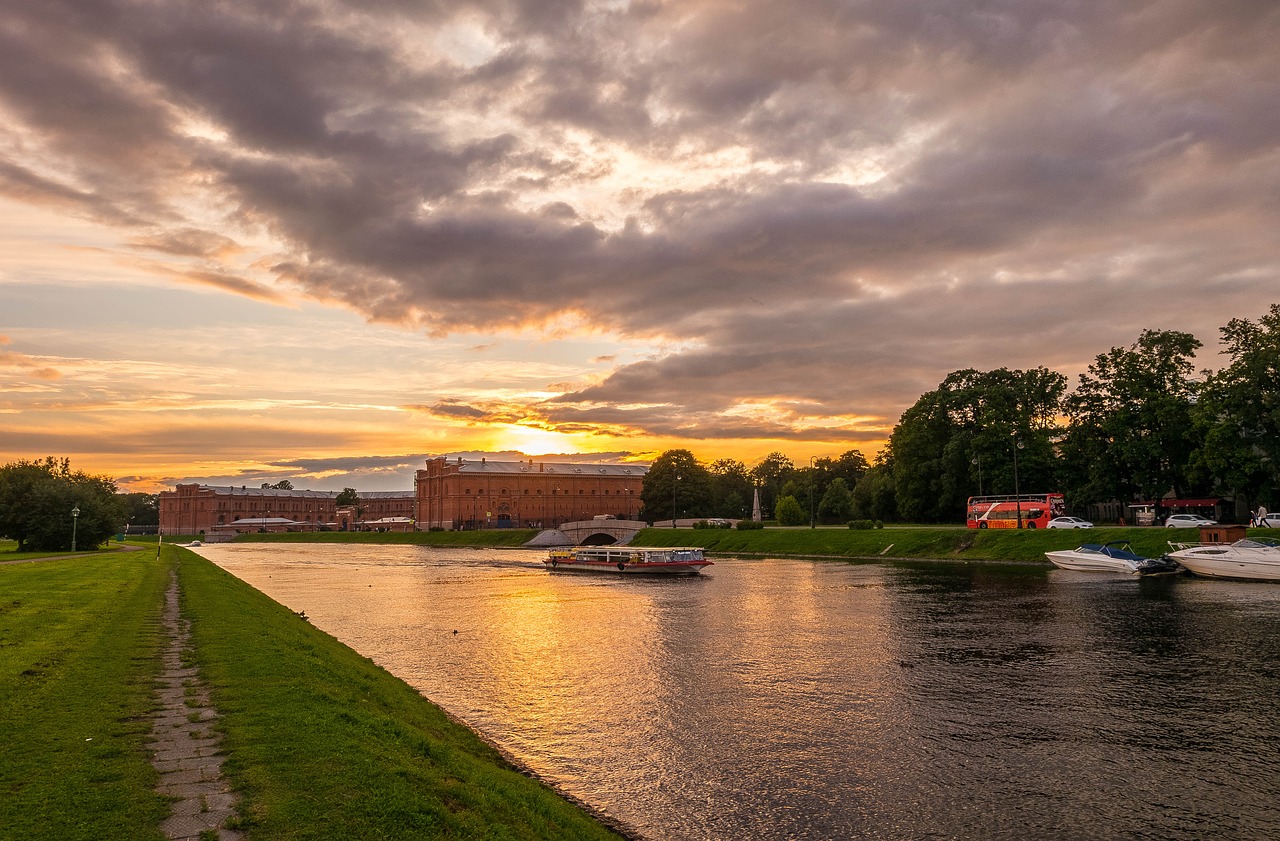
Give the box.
[415,457,648,530]
[158,484,414,536]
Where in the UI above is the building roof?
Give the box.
[185,485,412,499]
[446,459,648,477]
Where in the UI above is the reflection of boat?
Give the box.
[546,547,712,575]
[1166,539,1280,581]
[1045,542,1181,575]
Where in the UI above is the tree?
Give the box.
[0,457,124,551]
[335,487,359,506]
[1193,304,1280,510]
[118,492,159,529]
[888,367,1066,522]
[641,450,714,522]
[1061,329,1204,509]
[263,480,294,490]
[819,478,853,522]
[827,450,870,488]
[750,452,795,517]
[851,461,897,521]
[708,459,753,518]
[774,494,807,526]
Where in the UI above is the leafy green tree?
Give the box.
[850,461,897,521]
[708,459,753,518]
[118,492,159,529]
[1193,304,1280,510]
[888,367,1066,522]
[827,450,870,488]
[1061,329,1204,508]
[819,478,853,522]
[335,487,359,506]
[0,457,124,551]
[750,452,795,516]
[774,494,807,526]
[641,450,714,522]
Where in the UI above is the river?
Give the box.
[193,544,1280,840]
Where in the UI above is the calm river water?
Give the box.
[194,544,1280,840]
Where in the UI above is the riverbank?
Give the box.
[225,525,1280,564]
[0,544,626,840]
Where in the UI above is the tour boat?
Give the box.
[545,546,712,575]
[1165,538,1280,582]
[1045,542,1181,575]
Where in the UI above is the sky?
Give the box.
[2,0,1278,493]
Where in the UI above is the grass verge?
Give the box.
[0,552,170,840]
[174,546,624,840]
[629,525,1280,563]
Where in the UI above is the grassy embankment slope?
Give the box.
[177,545,622,840]
[224,525,1278,564]
[217,525,1280,564]
[630,525,1280,563]
[0,544,623,840]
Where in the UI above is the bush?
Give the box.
[735,519,764,530]
[848,519,876,530]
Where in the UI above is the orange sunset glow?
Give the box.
[2,3,1277,491]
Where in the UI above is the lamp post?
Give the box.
[71,505,80,552]
[672,474,680,528]
[971,455,983,497]
[1012,436,1025,528]
[809,456,818,528]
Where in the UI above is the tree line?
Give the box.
[641,304,1280,525]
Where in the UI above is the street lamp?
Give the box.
[71,505,80,552]
[672,474,681,528]
[809,456,818,529]
[971,455,983,497]
[1012,436,1025,528]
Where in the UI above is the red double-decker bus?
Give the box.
[966,493,1065,529]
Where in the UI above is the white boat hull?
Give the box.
[1045,550,1140,574]
[1167,544,1280,582]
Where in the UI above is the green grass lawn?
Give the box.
[0,552,171,840]
[175,546,623,840]
[630,524,1267,563]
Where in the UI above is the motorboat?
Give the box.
[546,546,712,575]
[1045,542,1181,575]
[1166,538,1280,581]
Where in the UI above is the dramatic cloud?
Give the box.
[2,0,1278,480]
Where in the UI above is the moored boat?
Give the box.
[546,546,712,575]
[1045,541,1181,575]
[1166,538,1280,581]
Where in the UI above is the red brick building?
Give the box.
[158,484,414,536]
[415,457,648,529]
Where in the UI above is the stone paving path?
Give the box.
[148,571,245,841]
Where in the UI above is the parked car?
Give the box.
[1165,513,1217,528]
[1047,516,1094,529]
[1254,514,1280,528]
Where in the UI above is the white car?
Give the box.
[1047,516,1093,529]
[1254,514,1280,528]
[1165,513,1217,528]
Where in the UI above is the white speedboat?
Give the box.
[1166,538,1280,581]
[546,546,712,575]
[1045,542,1180,575]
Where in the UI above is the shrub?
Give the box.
[847,519,876,530]
[735,519,764,530]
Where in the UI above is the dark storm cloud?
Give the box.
[2,0,1278,440]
